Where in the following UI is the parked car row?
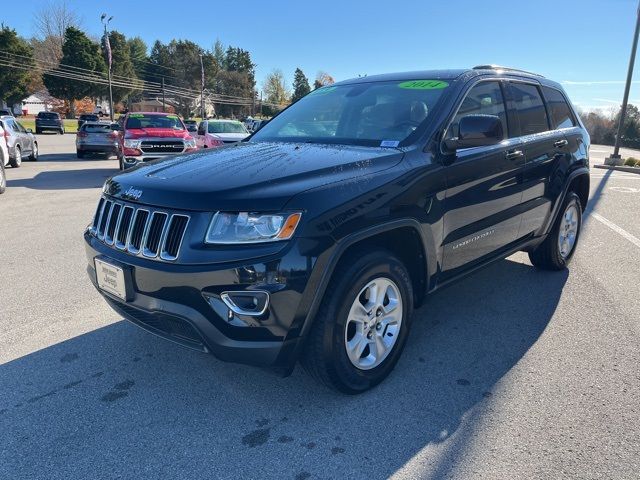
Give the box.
[0,115,38,168]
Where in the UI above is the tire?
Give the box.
[301,249,414,394]
[529,192,582,270]
[60,129,64,135]
[9,145,21,168]
[29,142,38,161]
[0,161,6,194]
[76,150,85,159]
[118,155,124,170]
[35,128,41,134]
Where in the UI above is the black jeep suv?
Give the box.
[85,66,589,393]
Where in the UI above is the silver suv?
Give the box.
[0,115,38,167]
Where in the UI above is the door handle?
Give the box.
[505,150,524,160]
[554,139,568,148]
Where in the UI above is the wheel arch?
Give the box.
[281,219,432,370]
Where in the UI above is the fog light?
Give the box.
[220,291,269,316]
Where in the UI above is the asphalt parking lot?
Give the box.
[1,135,639,479]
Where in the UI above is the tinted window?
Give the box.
[38,112,59,119]
[125,114,184,130]
[83,123,112,133]
[252,79,450,147]
[510,83,549,135]
[197,122,206,136]
[207,121,248,134]
[542,87,576,130]
[446,81,508,140]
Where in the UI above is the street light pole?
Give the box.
[607,1,640,164]
[199,54,205,120]
[101,14,114,122]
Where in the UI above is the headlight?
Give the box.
[184,138,196,148]
[124,139,141,149]
[205,212,302,244]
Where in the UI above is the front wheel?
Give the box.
[529,192,582,270]
[0,161,6,194]
[301,249,414,394]
[29,142,38,161]
[76,150,85,159]
[9,146,21,168]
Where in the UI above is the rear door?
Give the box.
[506,82,569,237]
[441,80,525,275]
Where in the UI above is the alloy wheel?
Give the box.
[558,204,579,259]
[344,277,403,370]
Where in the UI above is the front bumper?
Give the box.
[84,231,311,368]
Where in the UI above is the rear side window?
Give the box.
[446,81,508,140]
[542,87,576,130]
[510,83,549,135]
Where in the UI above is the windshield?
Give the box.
[126,114,184,130]
[207,121,248,134]
[38,112,59,119]
[251,79,450,147]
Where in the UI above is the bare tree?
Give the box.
[32,1,81,64]
[314,71,335,89]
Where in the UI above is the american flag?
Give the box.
[103,33,112,69]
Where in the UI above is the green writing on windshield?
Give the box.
[398,80,448,90]
[311,86,337,95]
[128,113,144,118]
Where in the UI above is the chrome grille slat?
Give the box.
[97,201,113,239]
[143,212,168,258]
[105,203,122,245]
[90,197,189,262]
[160,215,189,261]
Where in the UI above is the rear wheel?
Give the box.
[9,146,21,168]
[0,161,6,194]
[301,249,414,394]
[59,128,64,135]
[35,128,41,134]
[529,192,582,270]
[76,150,85,159]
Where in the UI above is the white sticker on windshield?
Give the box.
[380,140,400,148]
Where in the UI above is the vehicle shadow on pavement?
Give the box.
[7,168,116,190]
[0,257,567,479]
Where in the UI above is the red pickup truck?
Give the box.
[117,112,197,170]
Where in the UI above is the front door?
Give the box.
[441,80,525,275]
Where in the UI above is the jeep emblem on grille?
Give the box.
[124,186,143,200]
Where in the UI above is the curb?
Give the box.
[594,164,640,175]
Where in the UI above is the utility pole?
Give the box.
[161,77,165,113]
[100,14,114,122]
[607,1,640,165]
[199,54,205,120]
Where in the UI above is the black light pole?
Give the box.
[607,1,640,164]
[101,14,114,122]
[161,77,165,113]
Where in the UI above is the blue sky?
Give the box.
[1,0,639,113]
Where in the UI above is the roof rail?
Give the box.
[472,65,544,78]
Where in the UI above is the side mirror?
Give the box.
[444,114,503,150]
[26,128,33,133]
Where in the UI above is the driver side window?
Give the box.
[197,122,206,136]
[446,81,507,140]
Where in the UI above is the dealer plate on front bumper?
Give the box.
[95,258,127,300]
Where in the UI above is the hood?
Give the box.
[209,132,250,142]
[104,141,404,211]
[125,128,191,139]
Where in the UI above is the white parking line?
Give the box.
[591,212,640,248]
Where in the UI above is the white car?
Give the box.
[0,124,8,193]
[196,119,250,148]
